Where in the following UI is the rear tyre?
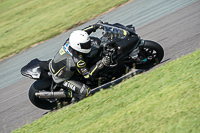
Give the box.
[29,78,71,110]
[136,40,164,69]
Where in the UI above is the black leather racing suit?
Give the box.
[49,25,106,99]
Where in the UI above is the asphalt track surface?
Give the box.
[0,0,200,132]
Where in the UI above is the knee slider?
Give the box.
[80,84,91,98]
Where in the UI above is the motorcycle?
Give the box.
[21,22,164,110]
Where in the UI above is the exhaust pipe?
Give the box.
[35,91,68,98]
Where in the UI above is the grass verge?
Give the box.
[0,0,129,59]
[13,49,200,133]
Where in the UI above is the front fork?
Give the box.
[129,39,146,63]
[137,39,150,64]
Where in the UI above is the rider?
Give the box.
[49,21,111,101]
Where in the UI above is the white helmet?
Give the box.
[69,30,91,53]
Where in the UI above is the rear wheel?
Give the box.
[29,78,71,110]
[136,40,164,69]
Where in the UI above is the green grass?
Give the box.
[0,0,128,59]
[13,49,200,133]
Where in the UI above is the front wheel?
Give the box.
[136,40,164,69]
[29,79,71,110]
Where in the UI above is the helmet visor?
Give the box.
[80,40,91,49]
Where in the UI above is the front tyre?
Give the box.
[136,40,164,69]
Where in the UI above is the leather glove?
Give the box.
[102,56,111,67]
[93,20,105,31]
[92,23,100,32]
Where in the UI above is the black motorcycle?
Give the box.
[21,22,164,110]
